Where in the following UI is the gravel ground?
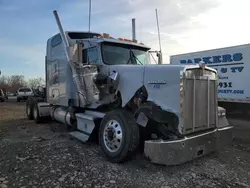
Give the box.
[0,100,250,188]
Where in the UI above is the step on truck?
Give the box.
[25,10,233,166]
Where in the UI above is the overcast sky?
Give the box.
[0,0,249,79]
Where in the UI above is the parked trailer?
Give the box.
[25,10,232,166]
[170,44,250,115]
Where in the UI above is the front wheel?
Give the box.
[98,109,140,163]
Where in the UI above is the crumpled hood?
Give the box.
[110,64,185,116]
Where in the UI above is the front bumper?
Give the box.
[144,125,233,166]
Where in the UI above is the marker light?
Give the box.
[124,39,132,42]
[103,33,110,38]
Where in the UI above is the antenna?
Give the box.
[155,9,162,53]
[88,0,91,33]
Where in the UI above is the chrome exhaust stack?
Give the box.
[132,18,137,43]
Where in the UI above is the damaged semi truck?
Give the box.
[25,10,233,165]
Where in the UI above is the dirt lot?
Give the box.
[0,101,250,188]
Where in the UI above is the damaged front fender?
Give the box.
[134,102,179,127]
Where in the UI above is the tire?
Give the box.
[33,101,41,124]
[17,98,20,102]
[67,106,77,132]
[98,109,140,163]
[26,98,34,120]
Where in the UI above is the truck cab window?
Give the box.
[51,34,62,47]
[101,42,150,65]
[88,47,98,64]
[82,47,99,64]
[54,64,58,73]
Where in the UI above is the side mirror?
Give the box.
[157,51,163,64]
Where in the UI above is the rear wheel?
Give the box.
[26,98,34,120]
[98,109,140,163]
[33,101,41,123]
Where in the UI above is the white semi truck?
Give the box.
[25,10,232,166]
[170,44,250,115]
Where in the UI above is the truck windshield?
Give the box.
[101,42,150,65]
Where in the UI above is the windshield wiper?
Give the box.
[130,50,143,65]
[126,50,135,64]
[126,52,132,64]
[126,50,143,65]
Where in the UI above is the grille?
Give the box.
[181,68,217,134]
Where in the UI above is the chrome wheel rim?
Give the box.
[103,120,123,152]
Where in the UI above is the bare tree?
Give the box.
[27,77,45,89]
[9,75,27,92]
[0,75,45,93]
[0,75,11,92]
[0,75,27,93]
[0,75,8,85]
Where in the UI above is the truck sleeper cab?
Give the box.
[26,28,233,166]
